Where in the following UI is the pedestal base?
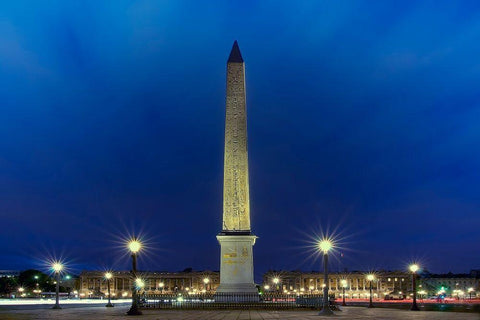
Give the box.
[216,234,258,301]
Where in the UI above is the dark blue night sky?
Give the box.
[1,1,479,280]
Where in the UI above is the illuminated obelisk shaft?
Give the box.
[222,40,250,232]
[216,41,258,298]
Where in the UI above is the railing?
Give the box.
[141,292,336,309]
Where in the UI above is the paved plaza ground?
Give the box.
[0,306,478,320]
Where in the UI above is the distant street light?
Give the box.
[341,279,348,306]
[51,262,64,309]
[318,238,334,316]
[135,278,146,302]
[135,278,145,290]
[468,287,475,300]
[273,277,280,291]
[105,272,114,307]
[126,237,142,316]
[159,282,164,293]
[366,274,375,308]
[409,264,420,311]
[203,277,210,291]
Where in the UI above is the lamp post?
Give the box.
[318,239,334,316]
[341,279,348,306]
[203,277,210,292]
[52,262,63,309]
[366,274,375,308]
[272,277,279,291]
[468,287,474,300]
[126,237,142,316]
[409,264,420,311]
[159,282,164,294]
[136,278,145,302]
[105,272,114,307]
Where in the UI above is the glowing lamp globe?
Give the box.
[128,240,142,253]
[273,277,279,284]
[52,262,64,273]
[367,274,375,281]
[105,272,113,280]
[203,277,210,284]
[319,239,333,253]
[409,264,419,273]
[135,278,145,289]
[341,279,348,288]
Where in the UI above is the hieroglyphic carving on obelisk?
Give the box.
[216,41,257,298]
[222,40,250,232]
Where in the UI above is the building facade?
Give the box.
[262,270,480,299]
[419,271,479,298]
[78,270,219,298]
[0,270,20,278]
[78,269,479,299]
[263,270,412,299]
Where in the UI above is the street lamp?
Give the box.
[366,274,375,308]
[203,277,210,292]
[136,278,145,291]
[159,282,164,293]
[468,287,474,300]
[341,279,348,306]
[105,272,114,307]
[52,262,64,309]
[318,238,334,316]
[126,237,142,316]
[409,264,420,311]
[273,277,280,291]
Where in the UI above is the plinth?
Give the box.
[215,233,258,301]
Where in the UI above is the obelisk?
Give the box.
[216,41,258,299]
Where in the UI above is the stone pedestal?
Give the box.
[215,234,258,301]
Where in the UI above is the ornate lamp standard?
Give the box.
[366,274,375,308]
[105,272,114,307]
[318,239,334,316]
[126,238,142,316]
[409,264,420,311]
[52,262,64,309]
[341,279,348,306]
[408,264,420,311]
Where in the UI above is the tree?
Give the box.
[0,277,18,297]
[18,269,55,292]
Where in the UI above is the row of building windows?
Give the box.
[78,270,480,298]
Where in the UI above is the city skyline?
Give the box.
[1,1,480,279]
